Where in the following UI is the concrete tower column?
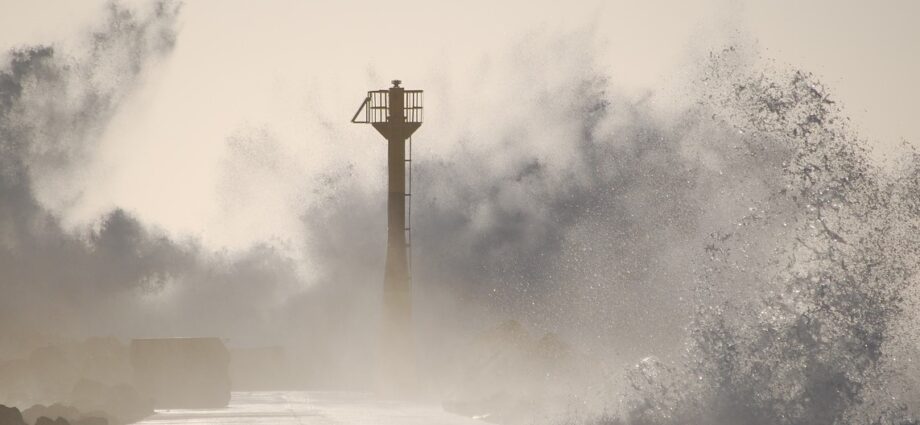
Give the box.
[380,81,414,395]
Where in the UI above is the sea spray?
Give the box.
[620,48,920,425]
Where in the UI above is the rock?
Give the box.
[22,404,79,425]
[0,405,26,425]
[20,404,108,425]
[33,417,70,425]
[70,379,152,424]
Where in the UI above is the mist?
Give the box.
[1,1,919,424]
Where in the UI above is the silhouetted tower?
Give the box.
[352,80,422,394]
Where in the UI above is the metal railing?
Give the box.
[403,90,423,123]
[352,90,423,124]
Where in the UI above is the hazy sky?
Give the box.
[1,0,918,381]
[0,0,916,253]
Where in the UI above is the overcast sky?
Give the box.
[0,0,916,253]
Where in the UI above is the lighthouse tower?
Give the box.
[352,80,423,395]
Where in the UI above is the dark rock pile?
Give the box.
[21,405,79,425]
[0,338,153,425]
[0,404,26,425]
[1,403,109,425]
[23,404,108,425]
[0,403,110,425]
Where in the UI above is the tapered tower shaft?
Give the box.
[382,85,411,362]
[355,80,422,395]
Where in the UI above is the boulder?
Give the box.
[33,418,70,425]
[21,404,108,425]
[0,405,25,425]
[22,404,79,425]
[70,379,152,424]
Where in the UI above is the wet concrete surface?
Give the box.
[133,391,483,425]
